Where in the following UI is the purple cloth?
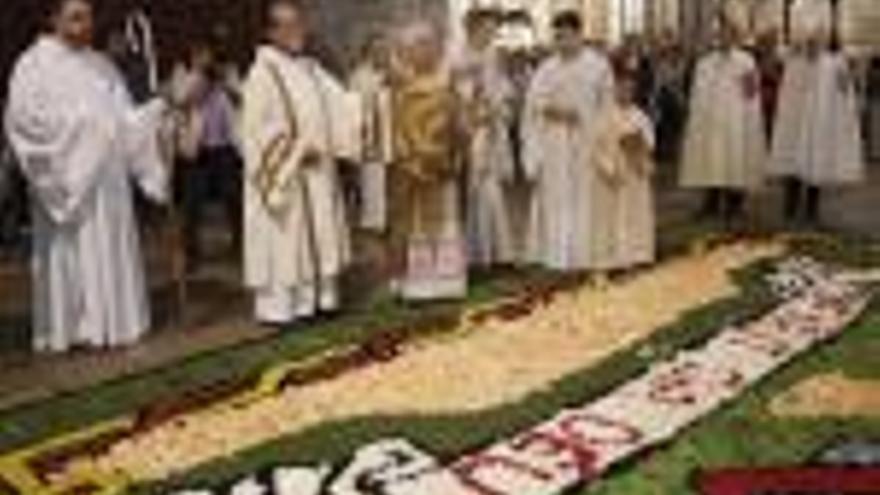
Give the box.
[199,87,236,150]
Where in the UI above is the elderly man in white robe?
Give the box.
[241,0,360,326]
[5,0,169,352]
[522,11,615,272]
[680,9,766,224]
[454,8,517,268]
[769,0,865,225]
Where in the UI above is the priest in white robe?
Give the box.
[5,0,169,352]
[454,8,516,267]
[522,11,615,271]
[680,10,766,222]
[769,0,865,224]
[349,36,394,233]
[241,0,360,325]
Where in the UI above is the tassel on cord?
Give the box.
[124,8,159,94]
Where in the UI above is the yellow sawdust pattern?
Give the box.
[770,372,880,418]
[75,242,782,483]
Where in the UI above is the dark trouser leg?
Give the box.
[227,159,243,254]
[385,172,411,287]
[805,184,822,224]
[207,146,243,255]
[178,159,208,270]
[723,189,746,222]
[700,188,723,218]
[782,177,803,222]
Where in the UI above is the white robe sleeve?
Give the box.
[323,70,363,161]
[124,98,170,203]
[596,59,616,111]
[633,108,656,152]
[631,108,657,176]
[681,59,709,176]
[492,68,517,180]
[169,65,195,106]
[4,56,113,225]
[826,55,866,183]
[592,108,622,181]
[522,64,551,182]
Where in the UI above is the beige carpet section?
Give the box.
[770,372,880,418]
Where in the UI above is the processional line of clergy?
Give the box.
[2,0,867,353]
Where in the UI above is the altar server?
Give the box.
[680,8,766,222]
[5,0,170,352]
[589,65,656,274]
[349,35,394,232]
[770,0,865,224]
[454,8,517,267]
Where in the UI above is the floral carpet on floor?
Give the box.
[0,236,878,495]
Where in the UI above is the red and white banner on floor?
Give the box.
[193,268,871,495]
[384,279,867,495]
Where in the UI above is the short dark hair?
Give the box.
[47,0,87,15]
[464,8,497,32]
[551,10,582,33]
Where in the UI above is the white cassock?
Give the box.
[770,0,865,186]
[770,51,864,185]
[591,102,656,270]
[242,46,360,324]
[349,63,393,232]
[522,48,614,271]
[680,48,766,189]
[454,45,516,266]
[5,36,168,352]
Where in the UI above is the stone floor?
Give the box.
[658,163,880,235]
[0,164,876,412]
[0,263,273,410]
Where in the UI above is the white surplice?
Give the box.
[770,50,865,185]
[454,45,517,267]
[5,36,169,352]
[590,103,657,270]
[349,63,393,232]
[680,48,766,189]
[241,46,360,324]
[522,48,614,271]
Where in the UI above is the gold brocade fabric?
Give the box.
[389,72,459,241]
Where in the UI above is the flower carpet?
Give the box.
[0,238,878,495]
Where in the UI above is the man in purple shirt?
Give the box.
[172,41,242,271]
